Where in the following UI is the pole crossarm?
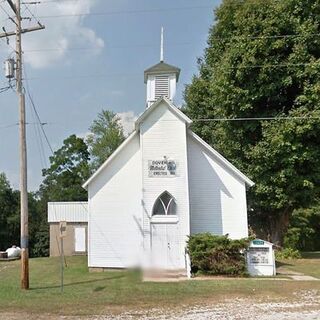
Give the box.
[0,25,45,39]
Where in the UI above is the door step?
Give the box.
[143,269,188,282]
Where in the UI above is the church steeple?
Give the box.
[144,27,181,108]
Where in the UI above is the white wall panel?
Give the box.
[187,133,248,239]
[140,101,190,269]
[88,133,142,268]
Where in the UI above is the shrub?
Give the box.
[187,233,250,276]
[275,247,301,260]
[284,206,320,251]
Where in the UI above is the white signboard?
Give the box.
[248,247,269,264]
[148,160,177,177]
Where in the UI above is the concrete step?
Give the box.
[143,269,188,281]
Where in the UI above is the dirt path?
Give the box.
[1,289,319,320]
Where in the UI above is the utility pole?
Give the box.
[4,0,45,290]
[15,0,29,290]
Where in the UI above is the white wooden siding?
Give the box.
[187,133,248,239]
[140,101,190,269]
[88,133,142,268]
[48,202,88,223]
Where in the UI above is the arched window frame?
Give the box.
[152,191,176,216]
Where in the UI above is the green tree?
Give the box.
[184,0,320,244]
[0,173,47,256]
[0,173,19,250]
[39,134,90,202]
[284,205,320,251]
[28,193,49,257]
[87,110,125,170]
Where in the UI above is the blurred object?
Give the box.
[0,252,8,259]
[6,245,21,258]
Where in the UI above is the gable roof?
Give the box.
[82,131,137,189]
[83,98,192,188]
[144,61,181,83]
[83,98,254,189]
[188,130,254,187]
[135,97,192,130]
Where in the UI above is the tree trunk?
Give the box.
[268,208,292,246]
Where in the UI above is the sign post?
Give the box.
[59,221,67,293]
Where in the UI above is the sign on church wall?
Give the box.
[148,160,177,177]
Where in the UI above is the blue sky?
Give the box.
[0,0,220,191]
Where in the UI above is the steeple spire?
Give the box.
[160,27,164,62]
[144,28,181,108]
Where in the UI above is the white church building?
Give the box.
[82,56,254,275]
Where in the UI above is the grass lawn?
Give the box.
[0,255,319,317]
[277,252,320,279]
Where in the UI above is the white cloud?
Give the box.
[77,131,92,140]
[0,0,104,68]
[117,111,137,136]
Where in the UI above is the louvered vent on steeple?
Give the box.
[155,75,169,99]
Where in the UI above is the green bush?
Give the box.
[187,233,250,276]
[275,247,301,260]
[284,206,320,251]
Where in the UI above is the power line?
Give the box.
[22,2,42,25]
[21,32,320,53]
[1,116,319,128]
[213,33,320,40]
[0,3,14,20]
[37,5,213,18]
[24,65,54,154]
[194,116,320,122]
[24,72,141,81]
[24,87,54,154]
[29,97,48,168]
[227,62,319,69]
[23,61,319,81]
[22,42,192,53]
[0,85,11,93]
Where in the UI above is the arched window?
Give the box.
[152,191,176,216]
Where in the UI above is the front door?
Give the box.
[151,224,180,269]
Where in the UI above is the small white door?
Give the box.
[151,224,171,269]
[74,227,86,252]
[151,224,180,269]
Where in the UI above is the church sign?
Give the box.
[148,160,177,177]
[248,247,269,264]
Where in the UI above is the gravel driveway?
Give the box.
[1,289,319,320]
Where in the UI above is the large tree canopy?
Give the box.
[184,0,320,244]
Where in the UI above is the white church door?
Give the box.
[150,192,180,269]
[151,224,180,269]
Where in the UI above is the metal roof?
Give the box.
[144,61,180,83]
[48,202,88,223]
